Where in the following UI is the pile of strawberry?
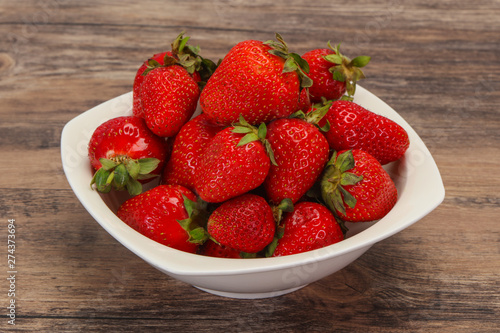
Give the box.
[87,32,409,258]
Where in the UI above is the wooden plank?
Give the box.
[1,0,499,331]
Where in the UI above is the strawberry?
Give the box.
[207,194,275,254]
[200,33,312,126]
[117,184,207,253]
[194,117,272,203]
[161,113,223,191]
[200,239,242,258]
[88,116,168,195]
[271,201,344,257]
[321,149,397,222]
[302,42,370,102]
[264,105,331,205]
[140,64,200,137]
[136,32,216,137]
[318,100,410,165]
[132,51,169,118]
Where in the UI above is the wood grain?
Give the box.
[1,0,499,331]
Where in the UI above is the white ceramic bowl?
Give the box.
[61,86,445,299]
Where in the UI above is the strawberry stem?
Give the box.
[324,41,371,101]
[265,32,313,89]
[141,31,217,86]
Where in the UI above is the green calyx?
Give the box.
[171,31,217,83]
[323,41,371,101]
[289,99,332,132]
[142,31,217,85]
[320,150,363,216]
[232,114,277,166]
[272,198,294,225]
[265,198,294,257]
[90,156,160,196]
[177,195,210,245]
[265,32,313,89]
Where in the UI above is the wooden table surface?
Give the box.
[1,0,499,332]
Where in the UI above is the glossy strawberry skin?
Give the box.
[319,100,409,165]
[302,48,346,103]
[161,113,223,192]
[132,51,169,118]
[140,65,200,137]
[194,127,271,203]
[264,118,330,204]
[117,184,199,253]
[272,201,344,257]
[336,149,397,222]
[207,194,275,253]
[200,39,301,126]
[88,116,167,176]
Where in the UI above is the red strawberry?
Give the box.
[136,32,216,137]
[161,113,223,191]
[318,100,409,165]
[88,116,168,195]
[302,43,370,102]
[140,64,200,137]
[117,184,207,253]
[132,51,169,118]
[264,107,330,205]
[207,194,275,254]
[271,201,344,257]
[194,118,271,203]
[200,239,242,258]
[321,149,398,222]
[200,33,312,126]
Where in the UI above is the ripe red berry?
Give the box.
[88,116,168,195]
[302,43,370,102]
[140,65,200,138]
[272,201,344,257]
[162,113,223,191]
[194,126,271,203]
[321,149,398,222]
[207,194,275,254]
[318,100,410,165]
[264,117,329,204]
[132,51,169,118]
[117,184,207,253]
[200,33,311,126]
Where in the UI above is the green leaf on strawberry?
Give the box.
[125,160,140,179]
[320,150,363,216]
[176,195,209,244]
[137,158,161,174]
[321,149,398,222]
[232,115,277,166]
[264,33,313,89]
[125,178,142,196]
[112,164,129,191]
[264,198,294,257]
[324,41,371,101]
[90,168,112,193]
[90,156,160,196]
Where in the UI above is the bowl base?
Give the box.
[194,285,308,299]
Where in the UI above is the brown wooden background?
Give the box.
[1,0,499,332]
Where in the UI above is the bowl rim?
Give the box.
[60,86,445,276]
